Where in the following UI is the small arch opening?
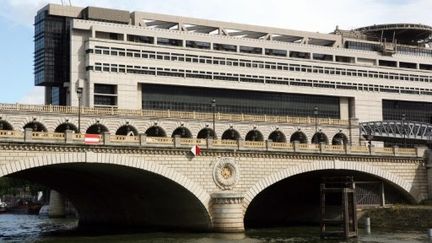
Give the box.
[245,129,264,141]
[221,128,240,140]
[116,124,138,136]
[268,130,286,143]
[172,126,192,138]
[0,120,13,130]
[332,132,348,145]
[23,121,47,132]
[197,127,216,139]
[311,131,329,144]
[55,123,78,133]
[86,123,109,135]
[145,126,167,137]
[290,131,307,144]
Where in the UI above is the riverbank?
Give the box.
[359,205,432,230]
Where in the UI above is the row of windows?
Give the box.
[383,100,432,124]
[89,62,432,96]
[93,31,432,72]
[89,46,432,83]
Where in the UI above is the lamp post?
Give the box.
[367,134,374,155]
[401,113,406,148]
[313,106,319,144]
[76,87,83,133]
[211,99,216,139]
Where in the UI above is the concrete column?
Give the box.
[24,128,33,142]
[173,135,181,148]
[64,130,73,144]
[139,133,147,146]
[293,141,300,152]
[339,97,349,120]
[102,132,110,145]
[393,146,399,156]
[48,190,65,218]
[210,192,244,233]
[266,139,273,151]
[206,138,214,149]
[237,139,244,150]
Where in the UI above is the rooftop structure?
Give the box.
[33,4,432,148]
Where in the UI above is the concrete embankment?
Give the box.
[358,205,432,230]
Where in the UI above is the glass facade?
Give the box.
[142,84,340,118]
[383,100,432,123]
[34,10,70,105]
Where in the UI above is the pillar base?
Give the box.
[48,190,65,218]
[210,192,244,233]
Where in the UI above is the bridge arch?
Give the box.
[268,129,286,143]
[0,152,211,230]
[23,121,47,132]
[171,126,192,138]
[116,123,139,136]
[197,127,216,139]
[222,128,241,140]
[243,160,420,212]
[0,119,13,130]
[55,122,78,133]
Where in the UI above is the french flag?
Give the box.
[84,134,101,145]
[190,145,201,156]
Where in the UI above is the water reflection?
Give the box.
[0,214,428,242]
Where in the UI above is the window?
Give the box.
[157,37,183,47]
[313,53,333,61]
[186,40,211,49]
[266,48,287,57]
[240,46,262,54]
[289,51,310,59]
[213,43,237,52]
[127,34,154,44]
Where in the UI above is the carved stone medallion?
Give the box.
[213,157,239,190]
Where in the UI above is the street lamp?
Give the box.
[76,87,83,133]
[367,134,374,155]
[313,106,319,144]
[211,99,216,139]
[401,113,406,148]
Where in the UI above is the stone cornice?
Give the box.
[0,142,422,164]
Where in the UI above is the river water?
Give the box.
[0,214,428,242]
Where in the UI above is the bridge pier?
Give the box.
[48,190,65,218]
[210,192,244,233]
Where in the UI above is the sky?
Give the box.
[0,0,431,104]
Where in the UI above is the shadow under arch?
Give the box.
[245,129,264,141]
[268,130,286,143]
[23,121,47,132]
[116,124,138,136]
[332,132,348,145]
[290,130,307,143]
[172,126,192,138]
[221,128,240,140]
[55,122,78,133]
[311,131,329,144]
[86,123,109,135]
[243,161,419,228]
[0,119,13,130]
[1,153,211,231]
[197,127,216,139]
[145,126,166,137]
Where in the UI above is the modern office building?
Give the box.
[34,4,432,145]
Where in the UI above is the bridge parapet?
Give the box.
[0,130,424,158]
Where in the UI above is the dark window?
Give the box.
[379,60,397,67]
[266,48,287,57]
[157,37,183,47]
[313,53,333,61]
[213,43,237,52]
[94,84,116,94]
[240,46,262,54]
[127,34,154,44]
[383,100,432,123]
[399,62,417,69]
[142,84,340,118]
[186,40,211,49]
[289,51,310,59]
[94,96,116,106]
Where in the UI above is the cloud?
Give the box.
[19,87,44,104]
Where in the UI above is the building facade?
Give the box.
[34,4,432,146]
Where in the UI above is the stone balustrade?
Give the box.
[0,103,349,125]
[0,129,424,158]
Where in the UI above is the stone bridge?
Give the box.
[0,130,429,232]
